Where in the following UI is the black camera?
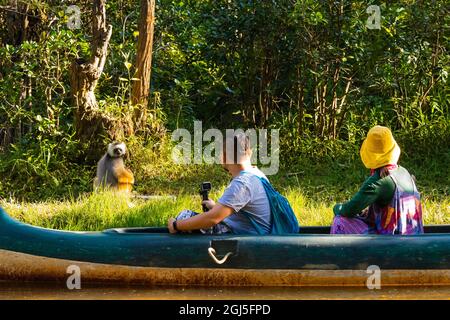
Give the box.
[200,182,212,194]
[199,182,212,212]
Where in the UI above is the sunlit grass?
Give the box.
[422,195,450,225]
[1,188,448,231]
[2,191,195,231]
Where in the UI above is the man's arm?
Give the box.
[168,203,234,233]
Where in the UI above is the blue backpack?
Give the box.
[240,172,300,235]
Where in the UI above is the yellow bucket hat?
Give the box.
[360,126,401,169]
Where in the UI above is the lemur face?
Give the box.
[107,142,127,158]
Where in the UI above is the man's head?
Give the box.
[221,132,252,172]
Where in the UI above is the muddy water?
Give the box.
[0,281,449,300]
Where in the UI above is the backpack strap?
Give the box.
[239,170,300,234]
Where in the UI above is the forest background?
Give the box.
[0,0,448,229]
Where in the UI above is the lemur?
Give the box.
[94,142,134,192]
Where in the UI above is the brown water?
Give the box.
[0,281,449,300]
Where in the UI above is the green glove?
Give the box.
[333,203,343,216]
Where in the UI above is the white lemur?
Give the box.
[94,142,134,192]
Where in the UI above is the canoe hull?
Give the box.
[1,214,450,270]
[1,249,450,287]
[1,208,450,286]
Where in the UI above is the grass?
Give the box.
[1,131,449,231]
[2,164,449,231]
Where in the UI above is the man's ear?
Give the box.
[221,161,231,172]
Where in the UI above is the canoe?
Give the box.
[0,207,449,287]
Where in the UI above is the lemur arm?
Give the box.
[113,164,134,184]
[115,166,135,185]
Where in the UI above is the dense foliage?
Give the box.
[0,0,449,201]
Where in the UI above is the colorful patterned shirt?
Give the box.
[334,166,415,218]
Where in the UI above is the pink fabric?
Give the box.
[370,164,398,176]
[331,216,369,234]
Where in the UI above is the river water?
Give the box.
[1,281,449,300]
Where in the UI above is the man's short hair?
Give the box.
[223,132,252,164]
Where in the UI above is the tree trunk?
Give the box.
[131,0,156,132]
[70,0,132,144]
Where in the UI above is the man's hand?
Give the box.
[168,204,234,233]
[202,199,216,210]
[168,218,177,234]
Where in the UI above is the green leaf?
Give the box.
[124,62,132,70]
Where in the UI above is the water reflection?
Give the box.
[1,281,449,300]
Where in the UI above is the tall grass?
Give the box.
[1,127,448,231]
[2,188,448,232]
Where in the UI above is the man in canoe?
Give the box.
[167,132,299,235]
[331,125,424,235]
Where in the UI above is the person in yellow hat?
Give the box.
[331,126,424,235]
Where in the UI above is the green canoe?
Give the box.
[0,207,449,286]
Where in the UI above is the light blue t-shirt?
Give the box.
[218,167,271,234]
